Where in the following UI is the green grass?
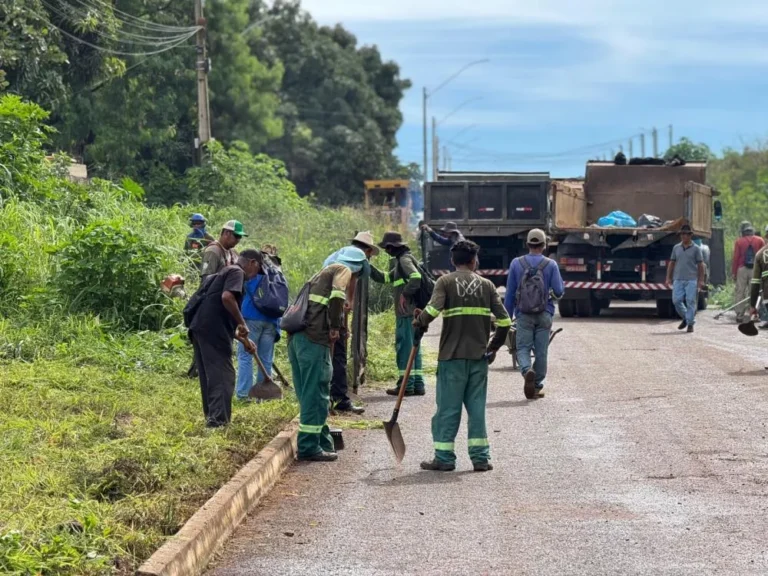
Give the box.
[0,309,407,575]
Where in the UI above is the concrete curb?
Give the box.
[137,420,298,576]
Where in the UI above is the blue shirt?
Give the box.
[504,254,565,317]
[241,275,281,329]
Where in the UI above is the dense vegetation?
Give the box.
[0,94,403,575]
[0,0,411,205]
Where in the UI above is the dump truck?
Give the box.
[550,161,725,318]
[423,171,550,285]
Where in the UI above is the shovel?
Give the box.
[738,297,762,337]
[271,361,292,389]
[236,337,283,401]
[384,330,422,463]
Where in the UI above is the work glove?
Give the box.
[413,325,426,343]
[484,348,498,365]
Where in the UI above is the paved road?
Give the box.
[209,306,768,575]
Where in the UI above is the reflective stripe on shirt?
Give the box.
[309,294,329,305]
[442,307,491,318]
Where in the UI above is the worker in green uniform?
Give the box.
[413,240,511,472]
[377,231,426,397]
[289,247,365,462]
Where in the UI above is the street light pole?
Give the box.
[422,58,489,182]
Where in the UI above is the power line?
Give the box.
[71,0,196,33]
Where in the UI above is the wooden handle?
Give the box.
[236,336,274,384]
[393,344,419,413]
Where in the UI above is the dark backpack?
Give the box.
[516,256,550,314]
[183,274,219,328]
[397,255,436,310]
[280,281,312,334]
[746,241,757,269]
[250,263,289,318]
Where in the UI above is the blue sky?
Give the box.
[299,0,768,177]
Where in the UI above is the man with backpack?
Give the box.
[322,232,382,414]
[379,231,432,397]
[413,240,511,472]
[235,246,289,401]
[732,221,765,323]
[504,229,564,400]
[286,250,367,462]
[187,250,263,427]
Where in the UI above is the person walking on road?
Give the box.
[289,251,365,462]
[201,220,246,278]
[504,229,564,400]
[666,224,706,333]
[732,221,765,323]
[420,222,465,272]
[749,242,768,324]
[189,250,263,427]
[322,232,382,414]
[378,232,427,397]
[413,240,511,472]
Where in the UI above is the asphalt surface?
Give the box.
[208,305,768,575]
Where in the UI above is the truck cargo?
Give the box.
[423,171,550,285]
[550,161,725,318]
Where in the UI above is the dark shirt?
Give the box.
[190,265,245,351]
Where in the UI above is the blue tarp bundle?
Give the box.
[597,210,637,228]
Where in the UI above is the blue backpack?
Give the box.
[250,263,290,318]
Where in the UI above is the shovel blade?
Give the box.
[249,380,283,401]
[384,420,406,463]
[739,321,759,337]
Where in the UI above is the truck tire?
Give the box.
[558,299,576,318]
[697,292,708,311]
[576,298,594,317]
[656,299,675,319]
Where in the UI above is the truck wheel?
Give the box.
[558,299,576,318]
[697,293,708,311]
[576,298,594,317]
[656,299,675,319]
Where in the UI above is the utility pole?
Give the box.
[628,137,633,159]
[652,127,659,158]
[422,88,428,182]
[640,133,646,157]
[432,116,438,180]
[668,124,674,149]
[194,0,211,157]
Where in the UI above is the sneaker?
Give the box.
[677,320,687,330]
[298,451,338,462]
[532,389,545,399]
[473,462,494,472]
[523,370,536,400]
[420,459,455,472]
[334,403,365,415]
[687,325,694,333]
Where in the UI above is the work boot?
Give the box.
[420,459,455,472]
[677,320,687,330]
[532,388,546,399]
[334,402,365,415]
[473,461,494,472]
[413,386,426,396]
[523,369,536,400]
[687,325,694,333]
[298,451,338,462]
[386,386,417,397]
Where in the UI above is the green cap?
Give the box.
[222,220,248,237]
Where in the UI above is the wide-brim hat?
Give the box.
[350,231,380,255]
[378,231,407,249]
[441,221,460,234]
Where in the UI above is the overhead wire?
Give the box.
[71,0,197,33]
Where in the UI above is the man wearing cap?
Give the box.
[201,220,246,279]
[421,222,466,272]
[289,249,366,461]
[189,250,263,427]
[413,240,511,472]
[732,221,765,323]
[185,214,215,266]
[505,229,564,399]
[378,231,427,397]
[666,224,706,333]
[321,231,384,414]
